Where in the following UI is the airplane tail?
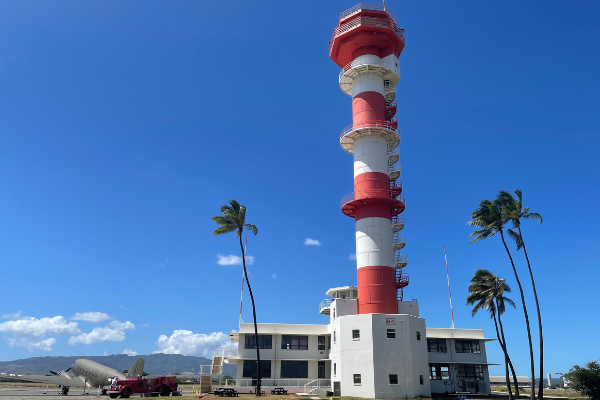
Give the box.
[128,358,145,378]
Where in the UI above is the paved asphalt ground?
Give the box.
[0,387,195,400]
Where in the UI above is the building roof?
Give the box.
[237,322,329,335]
[426,327,495,341]
[490,376,532,383]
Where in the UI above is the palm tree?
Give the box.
[498,189,544,399]
[466,269,519,399]
[212,200,261,396]
[468,199,536,400]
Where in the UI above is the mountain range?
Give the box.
[0,354,236,377]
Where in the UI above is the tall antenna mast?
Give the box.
[383,0,386,11]
[444,246,455,329]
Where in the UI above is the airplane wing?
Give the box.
[0,373,87,387]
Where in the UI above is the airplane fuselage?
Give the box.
[69,359,126,388]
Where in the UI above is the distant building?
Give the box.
[490,376,532,388]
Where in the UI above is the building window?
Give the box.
[333,331,336,344]
[429,364,450,380]
[281,335,308,350]
[387,329,396,339]
[427,338,447,353]
[242,360,271,378]
[333,309,335,319]
[328,336,331,349]
[455,340,481,354]
[318,361,325,379]
[280,361,308,378]
[334,363,336,376]
[420,375,424,385]
[458,364,484,380]
[318,336,326,350]
[416,331,421,341]
[354,374,361,385]
[244,335,272,349]
[389,374,398,385]
[352,329,360,339]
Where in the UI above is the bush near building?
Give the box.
[563,361,600,399]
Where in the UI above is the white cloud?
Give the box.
[6,337,57,351]
[272,274,277,279]
[70,312,111,323]
[154,330,236,356]
[1,311,22,320]
[69,321,135,346]
[109,320,135,330]
[348,253,357,260]
[0,316,79,351]
[123,348,138,356]
[69,327,126,345]
[304,238,322,246]
[216,254,254,266]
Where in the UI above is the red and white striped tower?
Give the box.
[331,4,408,314]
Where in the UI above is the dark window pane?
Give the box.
[280,361,308,378]
[244,335,272,349]
[455,340,481,354]
[427,339,447,353]
[352,330,360,339]
[353,374,361,384]
[387,329,396,339]
[389,374,398,385]
[318,336,326,350]
[242,360,271,378]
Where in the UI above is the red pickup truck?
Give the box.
[108,375,180,398]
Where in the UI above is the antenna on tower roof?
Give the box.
[383,0,386,11]
[444,246,455,329]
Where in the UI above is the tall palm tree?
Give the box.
[466,269,519,399]
[498,189,544,399]
[212,200,261,396]
[468,199,536,400]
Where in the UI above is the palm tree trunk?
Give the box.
[240,236,261,396]
[496,299,520,398]
[518,225,544,400]
[492,311,513,400]
[499,230,535,400]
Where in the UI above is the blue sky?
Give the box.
[0,0,598,378]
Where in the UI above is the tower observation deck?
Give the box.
[330,3,408,314]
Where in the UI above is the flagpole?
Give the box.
[444,246,455,329]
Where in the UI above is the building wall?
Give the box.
[329,313,431,399]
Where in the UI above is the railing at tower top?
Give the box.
[330,15,405,53]
[340,120,398,140]
[341,190,405,207]
[338,3,398,25]
[338,55,400,82]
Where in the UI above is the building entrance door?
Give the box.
[333,381,341,396]
[318,361,325,379]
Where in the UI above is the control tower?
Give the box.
[331,3,408,314]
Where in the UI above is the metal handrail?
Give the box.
[338,3,398,25]
[226,378,331,388]
[319,298,332,312]
[341,190,405,206]
[392,215,405,225]
[393,232,406,243]
[340,120,397,139]
[394,252,407,263]
[331,15,405,53]
[339,54,387,80]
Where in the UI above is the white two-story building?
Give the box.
[223,286,495,398]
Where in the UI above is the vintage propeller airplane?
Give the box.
[0,357,144,395]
